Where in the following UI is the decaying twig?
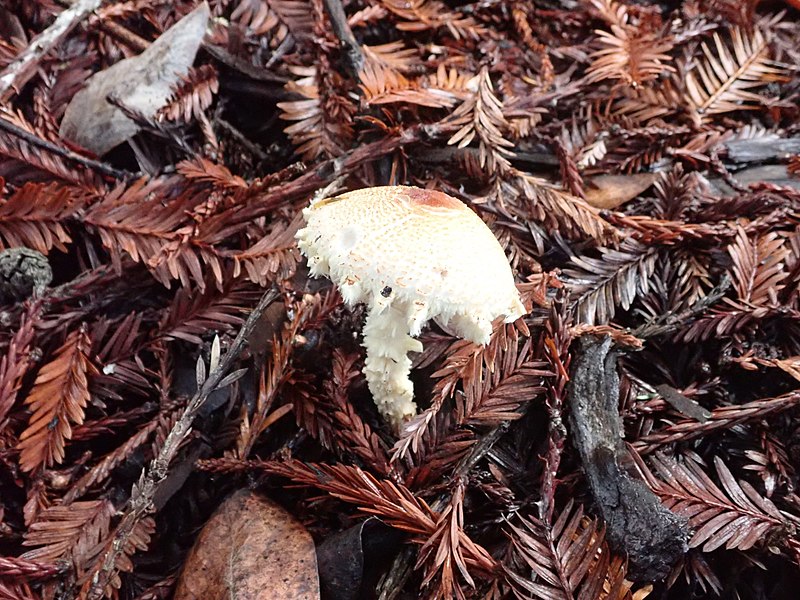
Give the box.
[634,390,800,455]
[568,335,688,581]
[0,0,103,101]
[632,274,732,339]
[0,117,132,179]
[322,0,364,78]
[84,288,279,598]
[725,136,800,163]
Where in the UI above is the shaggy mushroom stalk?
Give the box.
[362,301,424,426]
[296,185,526,432]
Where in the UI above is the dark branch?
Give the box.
[322,0,364,78]
[0,117,132,180]
[568,336,688,581]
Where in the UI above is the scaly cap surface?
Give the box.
[296,185,525,342]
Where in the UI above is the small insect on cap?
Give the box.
[296,185,526,430]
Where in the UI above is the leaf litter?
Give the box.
[0,0,799,599]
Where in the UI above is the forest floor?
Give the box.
[1,1,800,599]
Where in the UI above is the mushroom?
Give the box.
[296,185,526,431]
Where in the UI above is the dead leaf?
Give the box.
[316,517,400,600]
[584,173,658,209]
[59,2,209,155]
[174,489,320,600]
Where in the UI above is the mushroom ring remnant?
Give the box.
[296,185,527,432]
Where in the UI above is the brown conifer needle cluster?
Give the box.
[0,0,799,598]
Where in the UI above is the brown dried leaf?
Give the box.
[174,490,320,600]
[563,240,659,325]
[762,356,800,382]
[359,47,454,109]
[228,215,301,286]
[584,173,658,209]
[257,459,498,579]
[498,172,618,244]
[78,515,155,597]
[3,558,52,590]
[446,67,515,175]
[277,66,355,161]
[727,226,789,306]
[0,301,41,425]
[0,108,104,190]
[0,581,36,600]
[63,405,184,504]
[158,64,219,123]
[506,500,632,600]
[83,172,250,291]
[381,0,487,40]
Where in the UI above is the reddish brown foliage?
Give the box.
[0,0,798,598]
[17,326,97,473]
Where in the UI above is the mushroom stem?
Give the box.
[361,302,423,432]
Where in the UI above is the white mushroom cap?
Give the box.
[296,185,526,430]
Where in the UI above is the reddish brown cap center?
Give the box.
[402,187,464,210]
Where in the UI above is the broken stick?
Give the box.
[0,0,103,102]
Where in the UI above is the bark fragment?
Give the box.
[568,335,688,581]
[0,248,51,303]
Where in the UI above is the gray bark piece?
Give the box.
[59,2,210,155]
[0,247,52,303]
[725,136,800,163]
[568,336,688,582]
